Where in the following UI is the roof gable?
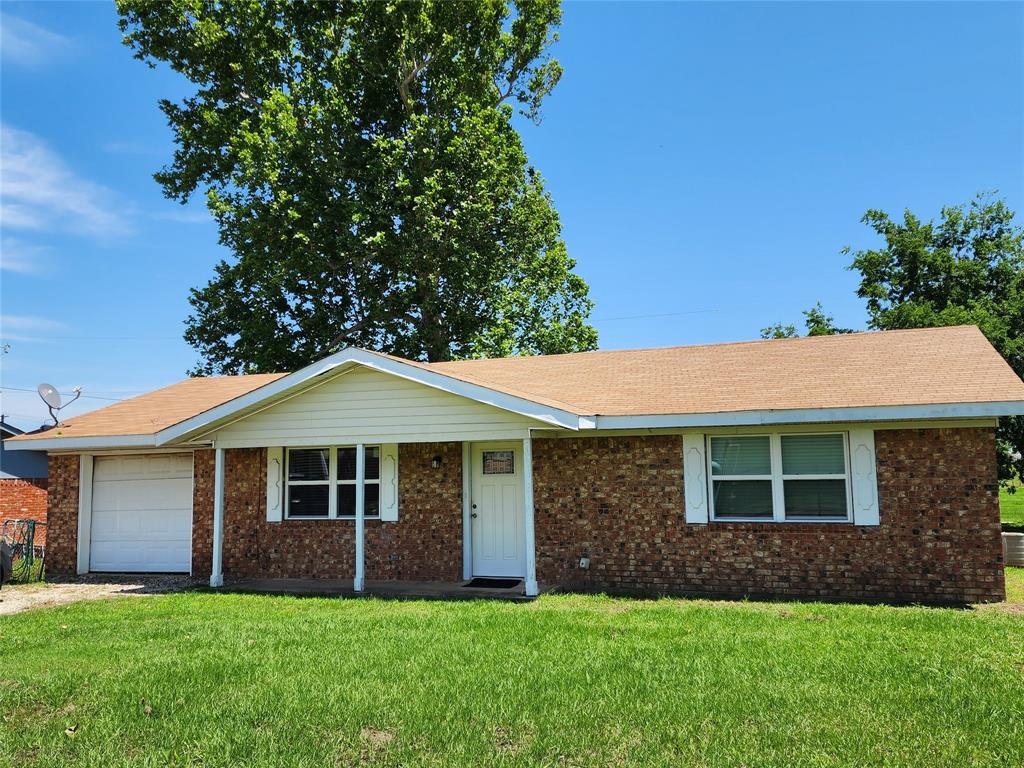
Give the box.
[155,347,586,446]
[207,364,549,448]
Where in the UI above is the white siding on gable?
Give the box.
[210,367,547,448]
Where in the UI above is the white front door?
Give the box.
[471,442,525,578]
[90,453,193,573]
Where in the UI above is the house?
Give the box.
[6,325,1024,603]
[1,419,49,546]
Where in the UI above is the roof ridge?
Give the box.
[424,325,982,366]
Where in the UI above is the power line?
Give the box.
[0,386,126,402]
[0,334,180,341]
[592,309,719,322]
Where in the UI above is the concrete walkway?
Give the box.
[225,577,535,601]
[0,574,196,615]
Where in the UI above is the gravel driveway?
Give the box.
[0,574,197,615]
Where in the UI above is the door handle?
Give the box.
[471,512,478,519]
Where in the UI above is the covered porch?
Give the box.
[206,437,543,597]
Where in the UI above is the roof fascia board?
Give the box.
[594,401,1024,430]
[531,417,998,439]
[3,434,157,452]
[156,348,582,446]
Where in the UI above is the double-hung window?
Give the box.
[336,446,380,519]
[286,446,380,520]
[709,433,851,522]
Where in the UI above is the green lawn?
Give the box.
[2,588,1023,768]
[1001,484,1024,527]
[1007,566,1024,603]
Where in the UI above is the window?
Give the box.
[482,450,515,475]
[286,446,380,520]
[286,448,329,518]
[709,436,773,519]
[709,433,850,523]
[336,446,380,519]
[780,434,847,520]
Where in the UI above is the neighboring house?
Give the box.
[7,325,1024,603]
[1,419,49,545]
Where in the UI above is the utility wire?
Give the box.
[592,308,719,322]
[0,386,126,402]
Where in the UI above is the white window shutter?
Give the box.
[848,429,880,526]
[682,433,709,524]
[379,443,399,522]
[266,447,284,522]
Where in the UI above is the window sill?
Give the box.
[283,517,382,522]
[710,518,852,524]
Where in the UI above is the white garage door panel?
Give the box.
[90,454,193,573]
[89,536,190,573]
[96,454,193,481]
[92,478,192,512]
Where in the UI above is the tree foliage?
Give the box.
[117,0,597,370]
[848,194,1024,483]
[760,302,851,340]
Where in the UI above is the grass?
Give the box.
[1006,565,1024,604]
[8,555,46,584]
[1001,482,1024,527]
[1,588,1023,767]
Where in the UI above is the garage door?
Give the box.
[90,453,193,573]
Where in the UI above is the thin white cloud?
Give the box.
[0,314,65,332]
[0,123,132,237]
[0,314,65,343]
[0,237,52,275]
[0,14,71,69]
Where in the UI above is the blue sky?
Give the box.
[1,1,1022,429]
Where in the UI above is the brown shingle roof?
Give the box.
[10,325,1023,442]
[426,325,1024,416]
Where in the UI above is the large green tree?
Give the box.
[117,0,597,371]
[848,194,1024,483]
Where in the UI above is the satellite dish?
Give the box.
[38,383,62,410]
[37,382,81,425]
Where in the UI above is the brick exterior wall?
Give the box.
[191,442,463,581]
[532,428,1004,603]
[41,427,1005,603]
[0,478,48,546]
[191,449,215,577]
[42,455,79,575]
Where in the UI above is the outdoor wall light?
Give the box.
[431,455,442,469]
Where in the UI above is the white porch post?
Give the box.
[210,446,225,588]
[462,442,472,581]
[523,435,538,596]
[354,443,365,592]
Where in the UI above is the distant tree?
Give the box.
[847,193,1024,484]
[803,302,853,336]
[117,0,597,371]
[760,302,852,340]
[760,322,797,340]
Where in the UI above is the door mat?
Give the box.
[463,578,522,589]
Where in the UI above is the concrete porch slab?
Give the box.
[223,577,537,601]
